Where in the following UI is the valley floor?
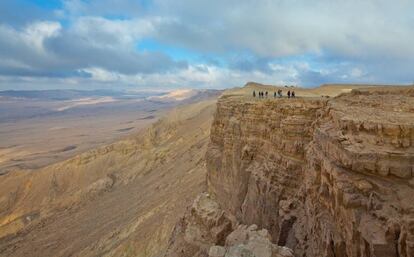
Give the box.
[0,99,217,257]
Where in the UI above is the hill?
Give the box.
[0,98,217,257]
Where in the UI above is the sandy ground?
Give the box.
[0,98,167,173]
[228,82,388,98]
[0,90,220,174]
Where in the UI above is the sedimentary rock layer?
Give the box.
[166,86,414,257]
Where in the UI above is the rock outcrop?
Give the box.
[302,88,414,257]
[164,193,293,257]
[164,193,233,257]
[210,224,294,257]
[166,86,414,257]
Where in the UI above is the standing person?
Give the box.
[274,92,277,98]
[253,90,256,97]
[265,91,268,98]
[292,91,295,98]
[287,90,291,98]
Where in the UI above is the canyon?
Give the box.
[165,83,414,257]
[1,83,413,257]
[0,97,218,257]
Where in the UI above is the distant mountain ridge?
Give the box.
[0,89,224,101]
[0,89,156,100]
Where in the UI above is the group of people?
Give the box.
[254,91,268,98]
[253,89,295,98]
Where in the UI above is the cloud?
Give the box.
[152,0,414,60]
[24,21,62,51]
[1,0,414,90]
[0,17,187,79]
[0,21,63,76]
[62,0,147,17]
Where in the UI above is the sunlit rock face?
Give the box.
[206,96,325,242]
[164,193,233,257]
[301,88,414,257]
[201,87,414,257]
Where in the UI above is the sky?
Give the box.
[0,0,413,91]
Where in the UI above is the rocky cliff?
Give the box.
[165,85,414,257]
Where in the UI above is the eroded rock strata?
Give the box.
[166,87,414,257]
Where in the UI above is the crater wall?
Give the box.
[165,87,414,257]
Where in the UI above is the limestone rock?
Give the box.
[166,86,414,257]
[205,87,414,257]
[164,193,233,257]
[209,246,226,257]
[206,224,294,257]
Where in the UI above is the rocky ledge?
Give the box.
[165,86,414,257]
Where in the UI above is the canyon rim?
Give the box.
[164,83,414,257]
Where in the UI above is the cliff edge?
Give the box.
[165,85,414,257]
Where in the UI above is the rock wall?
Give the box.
[166,87,414,257]
[302,89,414,257]
[206,95,326,245]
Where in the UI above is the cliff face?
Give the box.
[302,89,414,257]
[207,96,326,244]
[165,86,414,257]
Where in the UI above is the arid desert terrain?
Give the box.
[0,89,217,174]
[0,88,220,257]
[0,84,413,257]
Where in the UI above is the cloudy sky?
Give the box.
[0,0,413,90]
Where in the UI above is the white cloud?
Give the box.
[23,21,62,51]
[81,67,120,82]
[350,68,364,79]
[152,0,414,60]
[0,16,185,79]
[1,0,414,90]
[71,16,155,48]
